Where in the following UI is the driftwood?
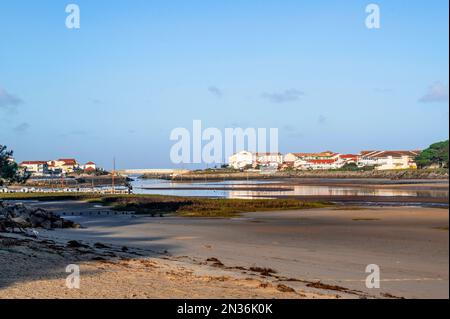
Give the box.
[0,201,79,234]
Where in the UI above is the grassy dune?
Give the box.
[0,193,329,217]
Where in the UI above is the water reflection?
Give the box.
[131,177,449,199]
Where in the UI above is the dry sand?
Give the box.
[0,203,448,299]
[0,234,336,299]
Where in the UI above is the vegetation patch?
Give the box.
[415,140,449,169]
[249,267,277,276]
[276,284,296,293]
[333,206,368,211]
[306,281,350,292]
[432,226,449,231]
[0,193,330,217]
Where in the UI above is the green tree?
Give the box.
[415,140,449,168]
[0,145,29,186]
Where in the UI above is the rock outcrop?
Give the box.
[0,201,79,233]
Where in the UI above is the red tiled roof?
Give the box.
[86,161,95,165]
[308,159,337,164]
[84,167,96,172]
[256,153,282,156]
[20,161,47,165]
[292,151,336,157]
[359,151,421,158]
[58,158,77,165]
[339,154,358,159]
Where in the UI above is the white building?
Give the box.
[284,151,348,170]
[19,161,49,176]
[47,158,79,173]
[284,151,340,163]
[228,151,254,169]
[357,151,420,170]
[254,152,283,168]
[228,151,283,169]
[307,159,341,170]
[338,154,358,165]
[83,161,97,172]
[292,159,313,170]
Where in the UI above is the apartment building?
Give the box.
[357,151,420,170]
[19,161,49,176]
[228,151,254,169]
[47,158,79,173]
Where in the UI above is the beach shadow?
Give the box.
[0,222,178,291]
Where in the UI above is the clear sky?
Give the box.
[1,0,448,169]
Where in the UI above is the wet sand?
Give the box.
[2,201,447,299]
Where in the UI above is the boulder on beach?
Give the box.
[0,201,80,233]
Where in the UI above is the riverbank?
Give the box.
[0,193,329,217]
[2,176,449,213]
[1,205,448,298]
[150,168,449,181]
[10,175,131,189]
[132,177,448,207]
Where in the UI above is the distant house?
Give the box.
[19,161,49,176]
[308,159,340,170]
[338,154,358,165]
[284,153,300,164]
[228,151,254,169]
[254,153,283,168]
[292,159,313,170]
[284,151,342,170]
[357,151,420,170]
[47,158,79,173]
[284,151,340,163]
[83,161,97,172]
[228,151,283,169]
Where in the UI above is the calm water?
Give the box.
[131,177,449,200]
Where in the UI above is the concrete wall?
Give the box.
[118,169,190,175]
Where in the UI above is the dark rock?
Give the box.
[94,242,110,249]
[0,202,80,233]
[67,240,90,248]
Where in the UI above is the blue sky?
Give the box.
[0,0,448,169]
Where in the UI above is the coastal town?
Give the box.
[12,149,422,179]
[228,149,421,171]
[18,158,99,177]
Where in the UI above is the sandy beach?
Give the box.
[1,202,448,299]
[0,234,324,299]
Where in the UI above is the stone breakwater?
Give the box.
[159,169,449,181]
[0,201,79,233]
